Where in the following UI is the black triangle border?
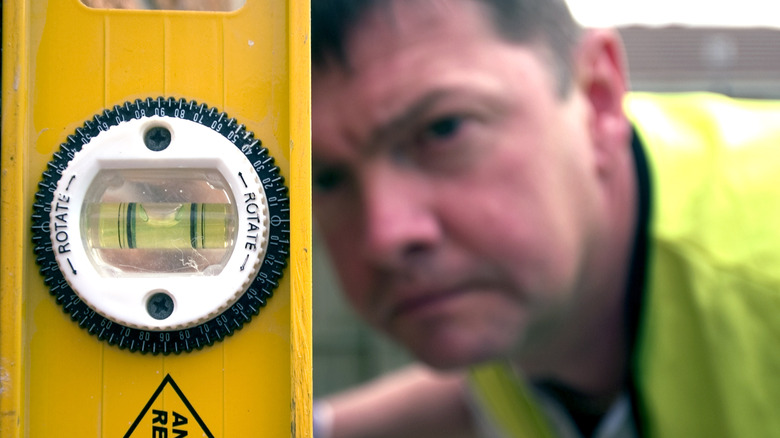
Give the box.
[124,374,214,437]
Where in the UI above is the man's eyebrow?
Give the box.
[310,92,447,164]
[367,89,450,150]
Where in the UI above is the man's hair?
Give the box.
[311,0,582,95]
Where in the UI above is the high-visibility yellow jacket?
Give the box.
[469,93,780,437]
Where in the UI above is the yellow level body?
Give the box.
[1,0,311,436]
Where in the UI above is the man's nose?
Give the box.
[361,166,441,268]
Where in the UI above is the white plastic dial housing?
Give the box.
[49,116,268,330]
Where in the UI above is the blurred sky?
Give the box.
[566,0,780,28]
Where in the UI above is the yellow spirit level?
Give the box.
[1,1,312,436]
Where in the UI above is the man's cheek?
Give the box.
[334,260,374,309]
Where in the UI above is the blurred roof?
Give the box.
[619,26,780,98]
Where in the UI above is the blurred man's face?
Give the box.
[312,0,608,368]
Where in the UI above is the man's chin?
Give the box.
[397,332,506,370]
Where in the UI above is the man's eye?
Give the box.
[313,167,347,193]
[424,116,462,140]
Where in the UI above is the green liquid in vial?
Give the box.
[88,202,233,249]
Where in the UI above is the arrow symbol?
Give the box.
[238,172,248,188]
[240,254,249,271]
[67,258,77,275]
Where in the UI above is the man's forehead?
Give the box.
[311,0,561,157]
[311,0,505,109]
[316,0,498,74]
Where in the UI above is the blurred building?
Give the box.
[621,26,780,98]
[313,232,412,397]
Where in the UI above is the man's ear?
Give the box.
[573,29,630,170]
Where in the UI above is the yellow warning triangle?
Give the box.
[125,374,214,438]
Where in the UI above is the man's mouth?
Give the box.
[384,287,471,322]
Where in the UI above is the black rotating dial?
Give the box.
[32,97,290,354]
